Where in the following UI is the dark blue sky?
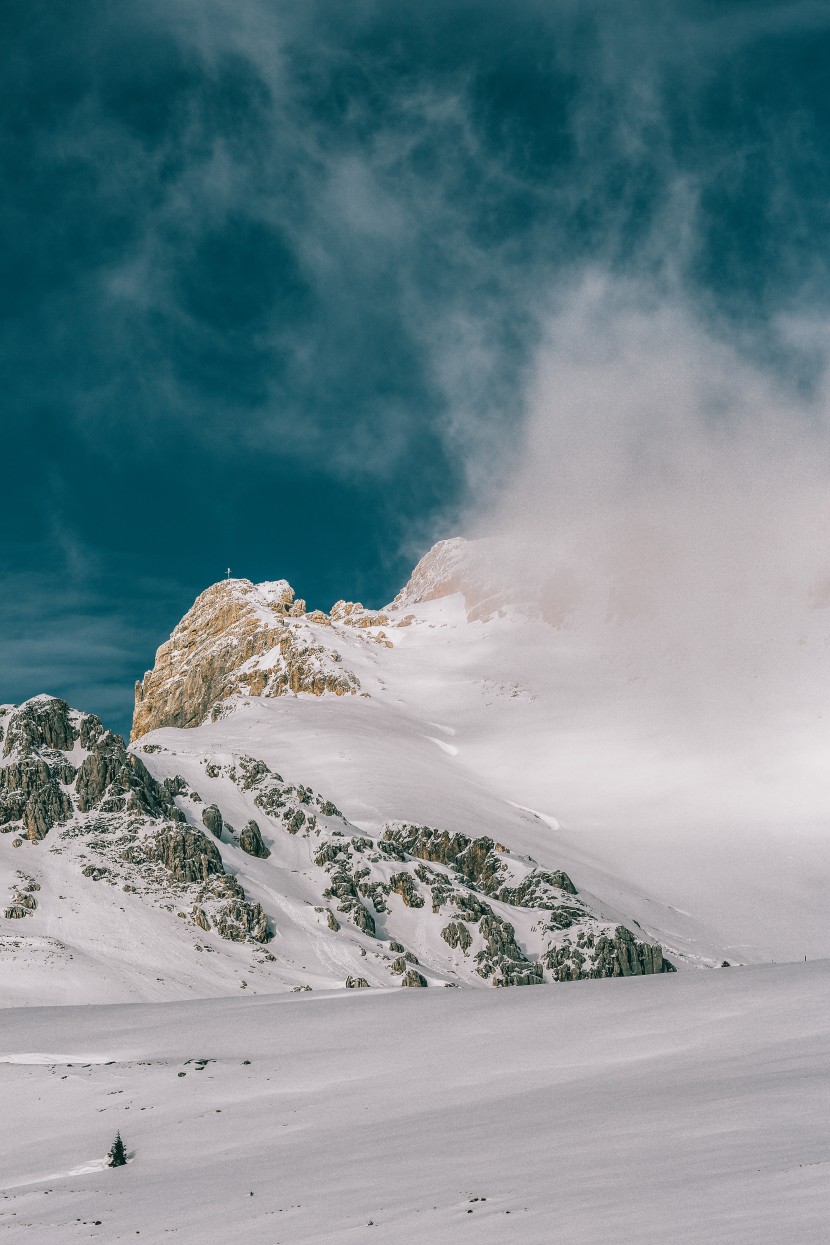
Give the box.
[3,0,830,734]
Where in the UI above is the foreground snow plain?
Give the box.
[2,960,828,1244]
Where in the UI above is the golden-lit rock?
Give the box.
[131,579,360,740]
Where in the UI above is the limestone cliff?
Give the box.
[132,578,360,740]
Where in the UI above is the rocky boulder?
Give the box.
[202,804,224,837]
[239,820,270,859]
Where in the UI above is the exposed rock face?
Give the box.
[239,820,270,859]
[602,927,672,977]
[441,921,472,953]
[202,804,224,838]
[192,906,211,932]
[147,827,224,884]
[2,697,77,754]
[389,872,425,908]
[385,825,506,893]
[0,759,73,841]
[131,579,360,740]
[4,903,32,919]
[0,701,168,843]
[543,926,675,980]
[74,733,170,817]
[0,697,278,953]
[214,899,270,944]
[383,823,581,929]
[400,969,428,987]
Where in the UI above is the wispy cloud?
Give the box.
[5,0,830,726]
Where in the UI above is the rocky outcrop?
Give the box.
[202,804,223,837]
[74,733,172,818]
[543,925,675,981]
[399,969,428,987]
[4,903,32,919]
[441,921,472,953]
[383,824,579,925]
[389,872,424,908]
[239,820,270,859]
[0,703,185,847]
[598,926,674,977]
[214,899,270,944]
[0,759,73,841]
[329,601,391,631]
[384,824,505,893]
[131,579,360,740]
[2,696,77,756]
[146,827,224,884]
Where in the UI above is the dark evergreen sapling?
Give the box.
[108,1131,127,1167]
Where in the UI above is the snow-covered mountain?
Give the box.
[3,536,821,1006]
[3,539,828,1245]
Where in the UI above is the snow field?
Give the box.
[1,960,828,1244]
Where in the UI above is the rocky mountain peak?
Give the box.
[390,538,470,607]
[131,577,358,741]
[390,537,515,623]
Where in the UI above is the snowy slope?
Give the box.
[0,694,675,1005]
[132,538,828,966]
[1,961,828,1244]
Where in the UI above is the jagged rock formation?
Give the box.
[145,827,224,883]
[0,697,271,949]
[132,579,360,740]
[543,926,672,981]
[214,899,269,943]
[4,874,38,920]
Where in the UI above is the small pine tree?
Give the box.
[108,1131,127,1168]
